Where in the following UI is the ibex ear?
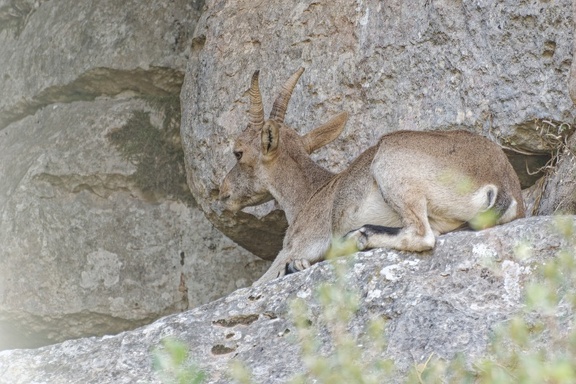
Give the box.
[261,120,280,158]
[303,112,348,154]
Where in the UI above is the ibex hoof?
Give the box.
[285,259,311,275]
[343,228,370,251]
[344,224,402,251]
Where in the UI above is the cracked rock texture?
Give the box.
[2,0,576,364]
[182,0,576,260]
[0,216,573,383]
[0,0,270,350]
[0,0,191,128]
[534,0,576,216]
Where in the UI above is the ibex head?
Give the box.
[217,68,348,216]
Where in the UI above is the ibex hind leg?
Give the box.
[343,225,401,250]
[345,196,436,252]
[344,223,435,252]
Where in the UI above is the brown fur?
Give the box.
[218,69,525,284]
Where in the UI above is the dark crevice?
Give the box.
[0,310,158,351]
[0,66,184,130]
[0,0,49,37]
[212,314,260,327]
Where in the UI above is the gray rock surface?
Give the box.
[0,0,271,350]
[0,97,269,350]
[536,131,576,215]
[541,0,576,216]
[2,0,575,363]
[0,216,572,383]
[0,0,200,129]
[181,0,576,259]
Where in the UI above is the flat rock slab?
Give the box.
[0,0,200,129]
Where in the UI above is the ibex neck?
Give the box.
[269,156,334,225]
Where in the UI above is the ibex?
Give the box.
[218,68,525,284]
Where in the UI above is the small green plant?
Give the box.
[154,219,576,384]
[286,251,395,384]
[153,338,206,384]
[414,216,576,383]
[469,217,576,384]
[468,208,500,230]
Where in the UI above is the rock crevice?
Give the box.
[0,67,184,130]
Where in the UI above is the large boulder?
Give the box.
[181,0,576,259]
[0,0,199,129]
[0,0,269,350]
[0,216,573,383]
[0,99,269,350]
[538,0,576,216]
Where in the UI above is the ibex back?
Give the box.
[218,68,525,284]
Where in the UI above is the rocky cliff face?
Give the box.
[0,0,269,351]
[0,216,573,383]
[0,0,575,376]
[182,0,576,259]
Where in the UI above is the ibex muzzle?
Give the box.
[219,68,525,284]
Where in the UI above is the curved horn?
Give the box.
[269,67,305,123]
[248,70,264,130]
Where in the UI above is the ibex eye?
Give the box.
[233,151,243,161]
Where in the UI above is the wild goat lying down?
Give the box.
[218,68,525,284]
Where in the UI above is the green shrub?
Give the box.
[153,338,206,384]
[286,256,395,384]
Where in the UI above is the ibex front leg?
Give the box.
[254,232,332,285]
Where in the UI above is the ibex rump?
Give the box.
[218,68,525,284]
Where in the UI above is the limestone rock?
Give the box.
[0,0,202,129]
[0,216,572,383]
[0,0,271,350]
[536,131,576,215]
[181,0,576,258]
[0,98,269,350]
[0,0,47,36]
[543,0,576,215]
